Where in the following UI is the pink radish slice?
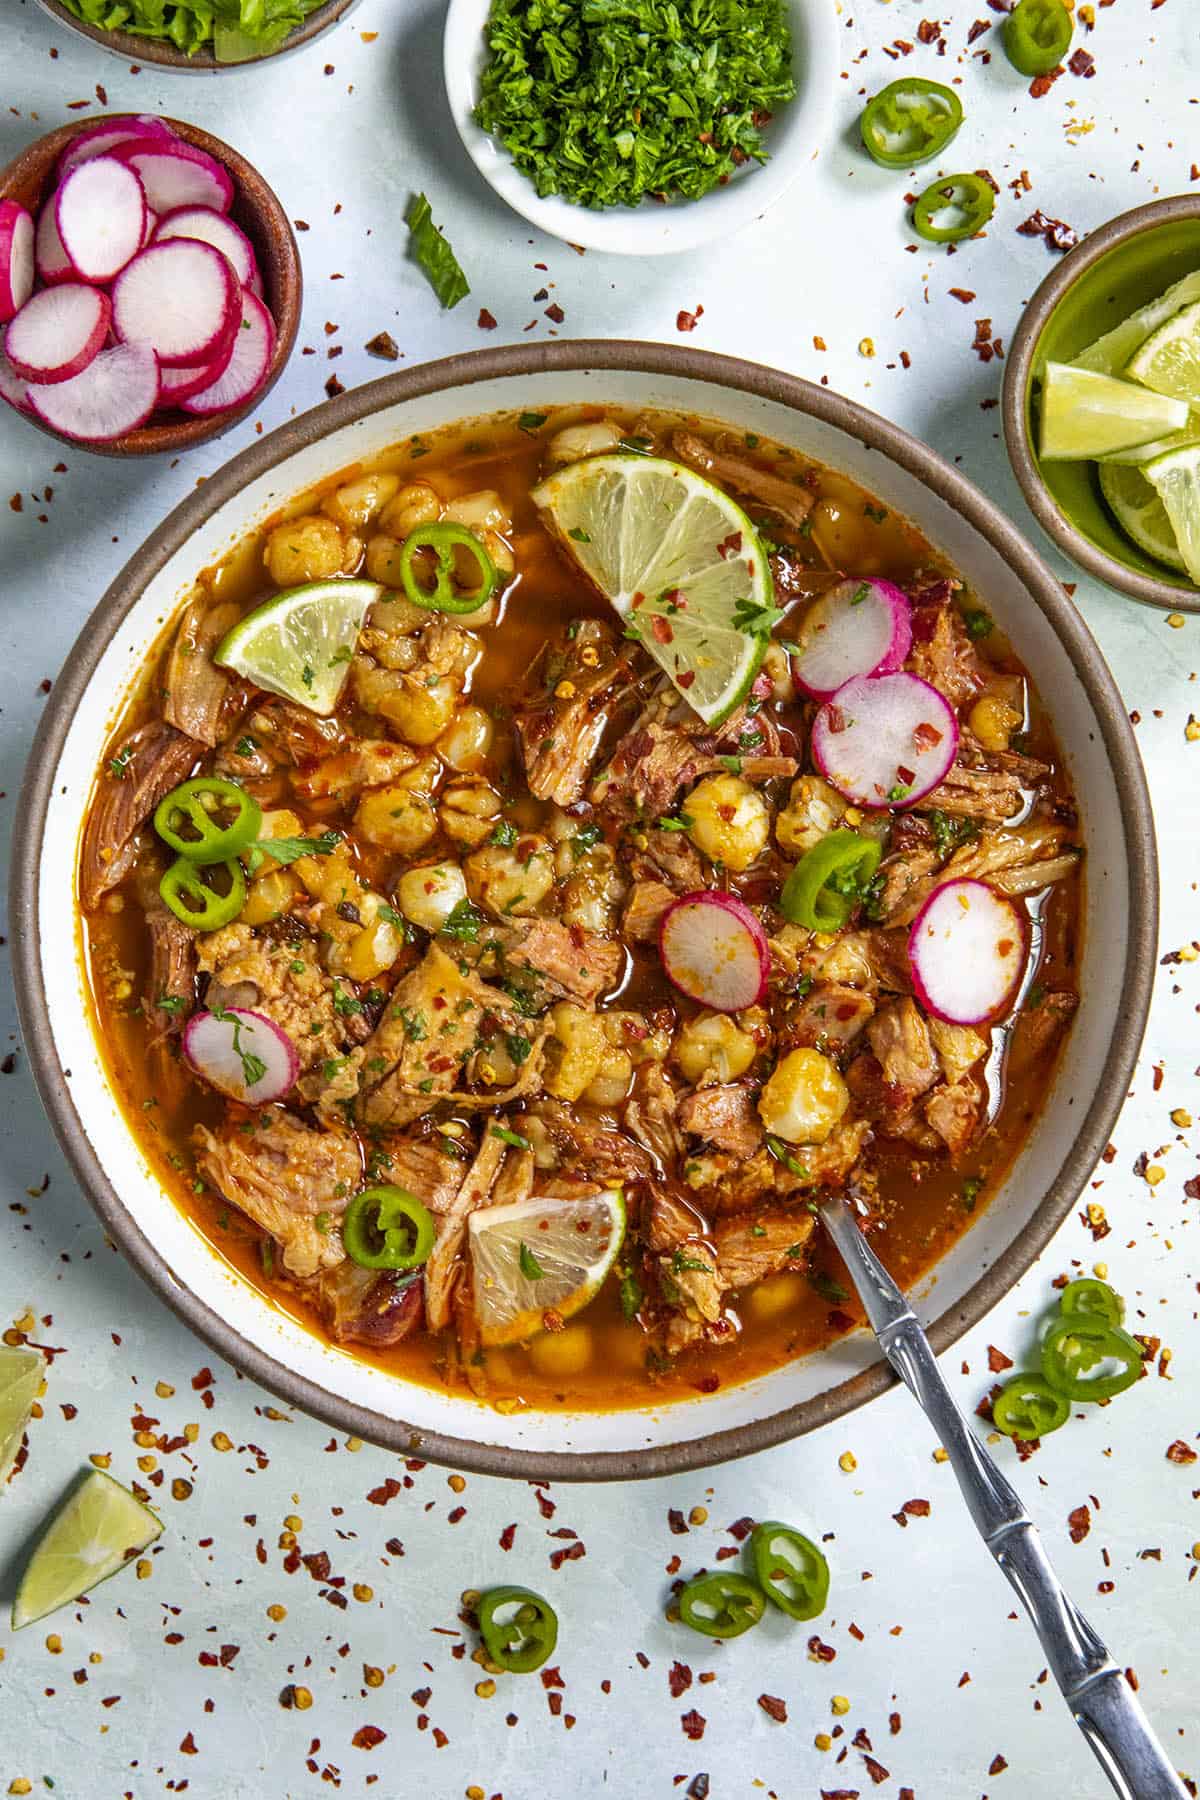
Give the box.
[111,240,240,369]
[790,578,912,702]
[183,289,275,416]
[0,350,30,412]
[811,672,959,810]
[5,284,112,385]
[154,206,257,288]
[0,200,34,324]
[34,199,74,286]
[158,338,236,406]
[57,116,175,180]
[25,340,159,443]
[659,890,770,1013]
[182,1007,298,1104]
[116,141,233,217]
[909,879,1028,1025]
[56,156,147,283]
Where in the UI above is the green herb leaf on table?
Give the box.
[406,193,471,310]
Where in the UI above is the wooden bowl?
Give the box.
[34,0,357,69]
[0,116,301,457]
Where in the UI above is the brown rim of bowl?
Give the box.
[1002,194,1200,616]
[34,0,358,69]
[10,341,1158,1483]
[0,116,301,457]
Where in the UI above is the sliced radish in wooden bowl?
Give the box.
[34,200,74,286]
[5,283,111,385]
[158,340,236,407]
[57,116,176,182]
[0,199,35,323]
[182,289,275,416]
[790,577,912,701]
[56,156,146,283]
[182,1007,298,1105]
[0,350,30,413]
[26,340,159,443]
[811,671,958,809]
[115,140,234,217]
[909,879,1028,1025]
[111,239,240,368]
[154,206,258,288]
[659,890,770,1013]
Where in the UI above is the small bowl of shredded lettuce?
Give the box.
[445,0,840,255]
[36,0,358,67]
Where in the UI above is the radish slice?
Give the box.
[5,284,111,385]
[34,199,74,286]
[182,1006,298,1104]
[811,672,959,810]
[57,116,175,180]
[659,890,770,1013]
[111,240,240,369]
[56,156,147,283]
[0,349,30,412]
[790,578,913,702]
[909,879,1028,1025]
[0,200,34,324]
[182,289,275,416]
[25,340,159,443]
[154,206,257,288]
[116,141,234,217]
[158,338,236,406]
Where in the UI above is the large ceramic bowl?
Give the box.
[11,344,1157,1481]
[35,0,358,69]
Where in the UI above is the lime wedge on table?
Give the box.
[0,1345,42,1489]
[1073,271,1200,377]
[1097,462,1187,572]
[12,1470,162,1629]
[468,1188,626,1348]
[1143,445,1200,582]
[532,455,771,726]
[214,579,382,715]
[1038,362,1189,460]
[1125,300,1200,404]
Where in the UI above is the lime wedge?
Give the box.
[468,1188,626,1347]
[1097,417,1200,466]
[214,579,382,715]
[1097,461,1187,572]
[1039,362,1189,460]
[1125,300,1200,405]
[13,1470,162,1629]
[1142,445,1200,582]
[0,1345,42,1490]
[532,455,771,725]
[1073,271,1200,377]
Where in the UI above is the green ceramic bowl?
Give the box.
[1003,196,1200,613]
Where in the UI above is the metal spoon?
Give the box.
[820,1196,1186,1800]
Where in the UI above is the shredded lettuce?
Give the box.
[56,0,330,61]
[405,193,471,311]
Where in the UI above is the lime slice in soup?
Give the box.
[12,1471,162,1629]
[532,455,771,726]
[1038,362,1189,460]
[214,579,382,715]
[468,1188,626,1348]
[1142,444,1200,582]
[1125,300,1200,405]
[1097,462,1187,572]
[0,1345,42,1489]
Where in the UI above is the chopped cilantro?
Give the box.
[490,1125,532,1150]
[765,1135,810,1180]
[517,410,549,434]
[491,820,519,847]
[440,898,485,942]
[519,1241,546,1280]
[963,608,994,640]
[808,1269,849,1304]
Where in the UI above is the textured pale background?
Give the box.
[1,2,1197,1796]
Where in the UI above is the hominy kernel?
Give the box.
[475,1679,497,1699]
[555,680,577,700]
[831,1694,851,1716]
[838,1451,857,1473]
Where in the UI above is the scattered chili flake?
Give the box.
[949,287,977,303]
[669,1661,693,1698]
[325,374,346,399]
[987,1345,1014,1373]
[1068,47,1096,76]
[352,1726,387,1751]
[863,1757,890,1786]
[1029,66,1064,98]
[499,1522,517,1549]
[989,1754,1009,1775]
[681,1709,707,1741]
[808,1635,837,1663]
[179,1733,198,1755]
[668,1508,689,1535]
[1017,210,1079,252]
[365,331,399,361]
[968,18,990,41]
[1167,1440,1198,1465]
[758,1694,788,1723]
[367,1477,402,1506]
[1068,1505,1092,1543]
[687,1778,710,1800]
[677,305,705,332]
[727,1515,756,1542]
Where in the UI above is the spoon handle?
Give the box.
[820,1198,1186,1800]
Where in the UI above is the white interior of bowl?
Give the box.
[36,367,1128,1466]
[443,0,839,255]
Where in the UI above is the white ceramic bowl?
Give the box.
[12,344,1156,1481]
[443,0,839,254]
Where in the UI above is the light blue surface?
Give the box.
[1,4,1197,1795]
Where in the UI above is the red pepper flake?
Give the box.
[477,308,498,330]
[668,1509,689,1535]
[716,530,743,559]
[1028,66,1064,98]
[688,1778,710,1800]
[325,374,346,399]
[1017,210,1078,252]
[303,1551,333,1581]
[650,615,674,645]
[863,1757,890,1786]
[826,704,848,735]
[820,1791,861,1800]
[1068,47,1095,76]
[191,1367,214,1390]
[889,1712,902,1735]
[365,331,399,361]
[902,1498,930,1518]
[681,1709,707,1741]
[949,287,977,303]
[677,305,704,332]
[432,1727,449,1748]
[808,1634,837,1663]
[547,1690,564,1716]
[9,494,21,513]
[989,1754,1009,1775]
[758,1694,788,1723]
[1166,1440,1198,1465]
[549,1540,586,1570]
[912,723,942,751]
[545,302,565,324]
[1068,1504,1092,1543]
[727,1515,756,1542]
[676,670,697,690]
[179,1733,198,1755]
[411,1687,432,1708]
[987,1345,1014,1373]
[669,1661,693,1698]
[499,1522,517,1550]
[367,1477,402,1506]
[540,1666,565,1689]
[967,18,990,41]
[917,19,941,43]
